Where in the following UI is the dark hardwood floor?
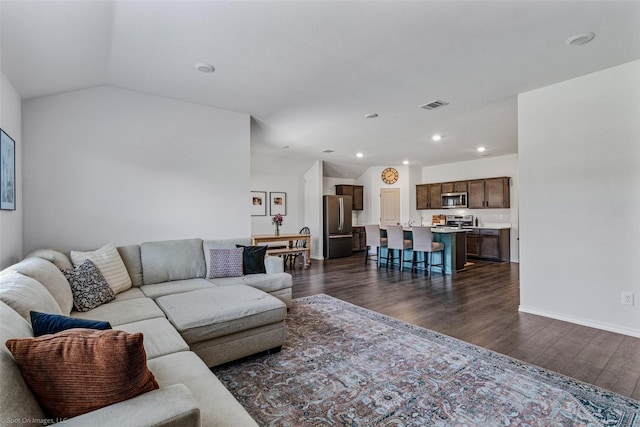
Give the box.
[288,253,640,400]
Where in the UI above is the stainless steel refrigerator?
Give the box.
[323,195,353,259]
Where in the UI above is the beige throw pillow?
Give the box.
[71,243,132,294]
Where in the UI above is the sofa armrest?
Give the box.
[61,384,200,427]
[264,255,284,274]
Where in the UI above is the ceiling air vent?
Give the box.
[419,100,449,110]
[321,149,335,154]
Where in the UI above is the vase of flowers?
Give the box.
[272,213,283,236]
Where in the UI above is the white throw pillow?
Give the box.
[71,243,132,294]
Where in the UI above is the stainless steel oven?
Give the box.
[441,192,467,208]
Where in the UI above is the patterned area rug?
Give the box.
[213,294,640,426]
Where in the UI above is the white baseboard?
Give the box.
[518,305,640,338]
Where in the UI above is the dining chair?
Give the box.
[364,224,388,267]
[410,226,445,275]
[286,226,310,269]
[386,225,412,271]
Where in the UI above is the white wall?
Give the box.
[23,85,251,253]
[0,72,23,268]
[519,60,640,337]
[356,165,413,226]
[304,161,323,259]
[250,156,305,236]
[421,154,519,262]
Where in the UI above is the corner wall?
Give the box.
[518,60,640,337]
[23,86,251,253]
[0,72,22,268]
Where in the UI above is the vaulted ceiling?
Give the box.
[2,1,639,177]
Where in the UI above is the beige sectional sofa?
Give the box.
[0,237,292,427]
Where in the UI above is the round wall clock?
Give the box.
[381,167,399,184]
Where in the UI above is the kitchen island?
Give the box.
[379,227,467,275]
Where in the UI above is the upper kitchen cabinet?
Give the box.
[416,184,429,209]
[336,185,364,210]
[442,181,468,193]
[468,177,510,209]
[416,183,442,209]
[429,184,442,209]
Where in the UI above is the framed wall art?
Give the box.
[269,192,286,216]
[0,128,16,211]
[250,191,267,216]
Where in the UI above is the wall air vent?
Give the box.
[419,100,450,110]
[321,149,335,153]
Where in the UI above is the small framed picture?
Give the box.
[0,128,16,211]
[250,191,267,216]
[269,192,287,216]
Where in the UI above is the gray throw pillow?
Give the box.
[61,259,115,312]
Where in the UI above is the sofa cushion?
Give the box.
[71,242,132,294]
[114,286,146,301]
[25,248,73,270]
[208,248,244,279]
[8,256,74,315]
[140,278,216,300]
[148,351,258,427]
[117,244,143,287]
[203,238,251,278]
[141,239,205,285]
[71,297,165,326]
[115,317,190,359]
[6,329,159,419]
[210,272,292,294]
[30,311,111,337]
[0,271,62,322]
[237,245,267,275]
[61,259,116,312]
[156,286,286,344]
[0,301,49,425]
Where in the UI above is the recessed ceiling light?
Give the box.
[565,32,595,47]
[403,160,409,165]
[195,62,215,73]
[356,152,364,158]
[365,113,379,119]
[477,146,486,153]
[432,134,442,142]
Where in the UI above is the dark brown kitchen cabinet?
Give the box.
[352,226,366,252]
[466,228,510,262]
[442,181,468,193]
[429,184,442,209]
[468,177,510,209]
[336,185,364,210]
[416,184,429,209]
[416,183,442,209]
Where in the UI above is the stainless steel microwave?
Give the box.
[441,192,467,208]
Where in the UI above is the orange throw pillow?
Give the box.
[6,329,159,419]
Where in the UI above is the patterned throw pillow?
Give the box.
[61,259,116,312]
[30,311,111,337]
[6,329,159,419]
[208,248,244,278]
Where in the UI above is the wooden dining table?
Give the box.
[251,233,311,268]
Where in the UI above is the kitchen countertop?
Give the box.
[463,224,511,230]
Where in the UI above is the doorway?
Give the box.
[380,188,400,226]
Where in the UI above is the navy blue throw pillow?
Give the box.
[236,245,267,275]
[30,311,112,337]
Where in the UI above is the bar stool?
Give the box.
[386,225,412,271]
[411,226,445,275]
[364,224,388,267]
